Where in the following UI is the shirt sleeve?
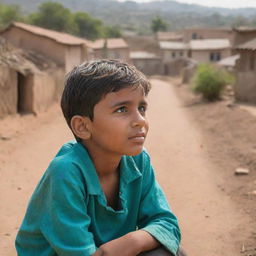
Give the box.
[137,153,181,255]
[40,161,97,256]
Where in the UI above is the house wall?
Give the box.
[191,49,231,63]
[234,31,256,47]
[184,29,234,44]
[32,68,65,113]
[162,49,188,62]
[235,50,256,103]
[132,58,163,76]
[2,27,67,66]
[0,65,17,118]
[93,48,130,62]
[65,45,84,72]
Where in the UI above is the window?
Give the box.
[180,52,183,57]
[210,52,221,62]
[172,52,176,58]
[192,33,198,39]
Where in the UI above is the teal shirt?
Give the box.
[16,141,180,256]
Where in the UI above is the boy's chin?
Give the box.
[125,147,144,156]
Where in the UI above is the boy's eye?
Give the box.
[115,106,127,113]
[139,105,147,113]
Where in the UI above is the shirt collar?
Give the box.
[73,142,142,195]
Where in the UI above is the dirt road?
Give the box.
[0,79,251,255]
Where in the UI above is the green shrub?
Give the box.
[191,63,235,101]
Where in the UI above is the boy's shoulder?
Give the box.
[46,141,88,180]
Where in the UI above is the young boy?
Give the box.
[16,59,181,256]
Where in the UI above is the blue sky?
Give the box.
[118,0,256,8]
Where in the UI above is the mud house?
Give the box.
[91,38,130,62]
[233,27,256,48]
[188,39,231,63]
[156,31,183,42]
[0,22,93,72]
[0,39,65,118]
[234,38,256,103]
[183,27,233,43]
[159,41,188,62]
[130,51,163,75]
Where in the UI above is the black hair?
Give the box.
[61,59,151,129]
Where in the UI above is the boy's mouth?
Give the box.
[128,132,146,142]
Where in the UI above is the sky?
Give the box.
[118,0,256,9]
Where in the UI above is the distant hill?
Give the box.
[1,0,256,33]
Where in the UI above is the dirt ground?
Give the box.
[0,77,255,256]
[167,76,256,254]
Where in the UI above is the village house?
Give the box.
[183,27,233,43]
[0,22,93,72]
[233,27,256,48]
[188,39,231,63]
[0,39,64,118]
[130,51,163,75]
[159,41,188,63]
[91,38,130,62]
[234,38,256,103]
[156,31,183,42]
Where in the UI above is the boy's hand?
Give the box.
[92,230,160,256]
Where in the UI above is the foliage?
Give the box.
[27,2,77,34]
[25,2,123,40]
[191,64,235,101]
[151,16,168,33]
[104,25,122,38]
[0,4,22,28]
[73,12,104,40]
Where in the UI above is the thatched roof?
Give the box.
[0,37,57,75]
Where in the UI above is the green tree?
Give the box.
[151,16,168,33]
[104,26,122,38]
[0,4,22,28]
[27,2,77,34]
[73,12,103,40]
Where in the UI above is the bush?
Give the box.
[191,63,234,101]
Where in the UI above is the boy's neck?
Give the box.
[82,142,121,177]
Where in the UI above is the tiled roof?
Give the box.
[190,39,231,50]
[236,38,256,50]
[91,38,128,49]
[6,22,93,47]
[130,51,160,59]
[233,26,256,32]
[159,41,188,50]
[218,54,240,67]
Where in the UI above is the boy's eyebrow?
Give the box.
[111,100,148,108]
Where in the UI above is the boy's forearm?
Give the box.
[92,230,160,256]
[130,230,160,253]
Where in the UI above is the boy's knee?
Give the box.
[139,247,187,256]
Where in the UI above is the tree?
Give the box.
[104,26,122,38]
[73,12,103,40]
[231,15,250,28]
[27,2,77,34]
[151,16,168,33]
[0,4,22,28]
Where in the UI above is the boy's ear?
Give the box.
[70,115,92,140]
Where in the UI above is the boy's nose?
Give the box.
[131,111,147,128]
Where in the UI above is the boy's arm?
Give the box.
[40,163,97,256]
[136,153,181,255]
[92,230,159,256]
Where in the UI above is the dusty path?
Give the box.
[0,79,250,256]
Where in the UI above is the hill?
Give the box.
[1,0,256,33]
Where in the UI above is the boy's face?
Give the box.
[85,86,149,158]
